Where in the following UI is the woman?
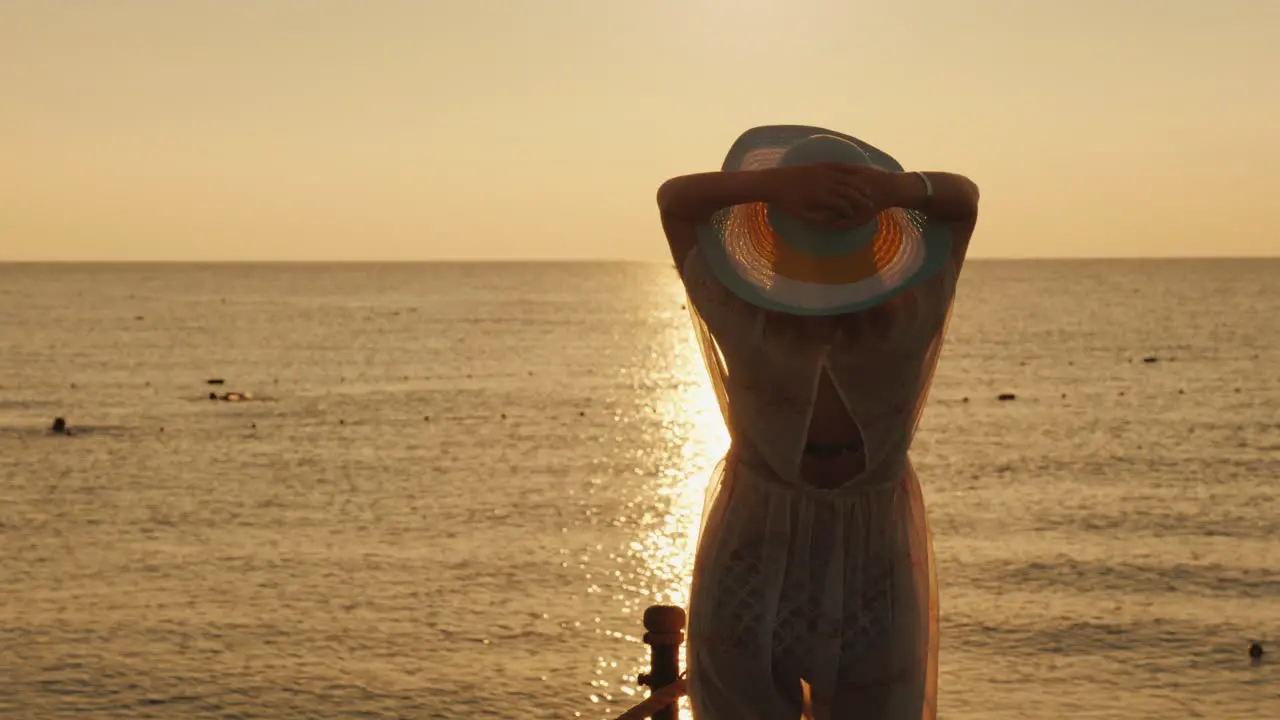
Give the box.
[657,126,979,719]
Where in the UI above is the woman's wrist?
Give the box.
[882,171,930,211]
[883,170,979,221]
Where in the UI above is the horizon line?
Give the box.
[2,255,1278,265]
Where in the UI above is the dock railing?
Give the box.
[610,604,688,720]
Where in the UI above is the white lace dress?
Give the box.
[681,228,959,720]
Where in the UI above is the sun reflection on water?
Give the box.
[623,326,729,719]
[643,351,728,609]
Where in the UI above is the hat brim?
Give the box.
[696,125,952,317]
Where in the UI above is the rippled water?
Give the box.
[0,260,1276,719]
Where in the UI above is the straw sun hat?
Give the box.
[696,125,952,316]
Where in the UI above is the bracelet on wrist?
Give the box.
[912,171,934,212]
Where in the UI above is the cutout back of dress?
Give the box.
[682,228,958,493]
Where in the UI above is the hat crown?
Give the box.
[777,134,873,168]
[769,134,880,258]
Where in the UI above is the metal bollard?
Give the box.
[637,604,686,720]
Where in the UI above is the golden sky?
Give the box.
[2,0,1276,261]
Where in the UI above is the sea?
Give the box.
[0,260,1276,720]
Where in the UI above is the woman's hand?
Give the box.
[767,163,898,230]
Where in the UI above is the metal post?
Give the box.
[638,604,686,720]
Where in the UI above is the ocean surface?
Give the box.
[0,260,1276,720]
